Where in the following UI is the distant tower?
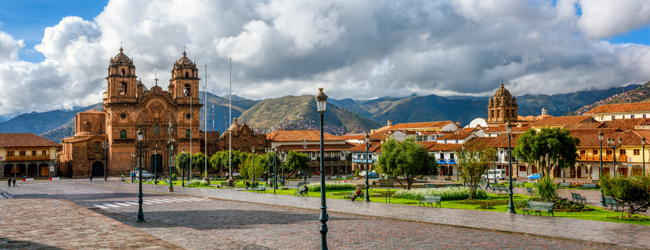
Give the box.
[487,83,518,126]
[542,107,547,115]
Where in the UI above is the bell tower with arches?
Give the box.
[105,47,138,104]
[487,83,518,126]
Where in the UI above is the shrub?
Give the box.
[516,197,593,212]
[306,182,357,192]
[171,173,177,180]
[536,176,557,200]
[393,187,488,201]
[601,174,650,219]
[187,180,211,187]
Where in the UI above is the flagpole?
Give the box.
[229,58,232,181]
[205,65,208,178]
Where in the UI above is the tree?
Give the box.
[459,141,496,200]
[284,151,309,177]
[512,128,580,178]
[209,151,226,173]
[376,137,438,189]
[175,152,191,173]
[191,152,205,177]
[601,174,650,219]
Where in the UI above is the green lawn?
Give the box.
[245,187,650,225]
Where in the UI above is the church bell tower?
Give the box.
[104,47,137,104]
[487,83,518,126]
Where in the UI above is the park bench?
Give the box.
[582,183,597,190]
[605,197,620,211]
[571,193,587,205]
[296,182,310,189]
[424,184,437,188]
[344,191,363,201]
[431,176,438,180]
[492,185,507,194]
[592,180,599,184]
[526,187,535,196]
[379,183,394,188]
[444,178,453,181]
[419,195,442,207]
[522,201,555,217]
[513,181,524,187]
[252,185,266,193]
[445,184,457,188]
[558,183,571,189]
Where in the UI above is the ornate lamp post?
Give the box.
[153,150,158,184]
[136,129,145,222]
[168,120,174,192]
[642,136,646,176]
[252,147,256,186]
[102,140,109,181]
[505,122,516,214]
[274,147,278,194]
[364,134,370,202]
[131,152,135,182]
[303,139,308,182]
[181,148,185,187]
[598,131,606,207]
[315,88,329,249]
[280,149,285,185]
[607,137,622,177]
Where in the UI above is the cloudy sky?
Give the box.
[0,0,649,117]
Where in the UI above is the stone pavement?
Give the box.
[0,199,181,249]
[85,180,650,249]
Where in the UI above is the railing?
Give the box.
[5,155,51,161]
[578,155,613,161]
[618,155,627,162]
[447,159,456,164]
[437,159,446,164]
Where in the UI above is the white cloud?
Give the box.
[0,0,649,116]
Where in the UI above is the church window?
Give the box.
[186,113,191,120]
[119,83,127,95]
[505,110,509,118]
[120,113,126,119]
[131,70,134,75]
[184,85,191,96]
[497,110,500,118]
[154,124,160,135]
[83,122,91,132]
[120,130,127,139]
[511,109,515,118]
[491,110,495,119]
[95,142,101,152]
[186,129,191,138]
[121,69,125,76]
[185,72,189,78]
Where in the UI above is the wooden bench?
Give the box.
[424,184,437,188]
[522,201,555,217]
[493,185,507,194]
[605,197,620,211]
[571,193,587,205]
[252,185,266,193]
[444,178,453,181]
[526,187,535,196]
[582,183,597,190]
[419,195,442,207]
[513,181,524,187]
[558,183,571,189]
[379,183,394,188]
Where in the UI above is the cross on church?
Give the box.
[183,45,186,52]
[154,70,159,86]
[120,40,123,47]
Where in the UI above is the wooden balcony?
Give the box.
[618,155,627,162]
[577,154,625,162]
[5,155,50,162]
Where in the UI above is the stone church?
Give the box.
[60,48,218,177]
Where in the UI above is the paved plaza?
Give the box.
[0,179,645,249]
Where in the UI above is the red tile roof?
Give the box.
[584,102,650,114]
[276,143,357,152]
[437,133,473,140]
[463,137,496,150]
[428,143,463,152]
[339,133,365,140]
[600,118,650,131]
[0,133,60,148]
[569,129,640,147]
[530,116,594,126]
[484,124,530,133]
[377,121,455,131]
[266,130,344,142]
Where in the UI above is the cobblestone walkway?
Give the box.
[87,180,650,249]
[0,199,181,249]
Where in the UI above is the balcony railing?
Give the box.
[447,159,456,164]
[619,155,627,162]
[5,155,50,161]
[437,159,446,164]
[578,155,614,161]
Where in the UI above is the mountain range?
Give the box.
[0,83,642,143]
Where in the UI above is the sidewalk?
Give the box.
[0,198,181,249]
[85,180,650,249]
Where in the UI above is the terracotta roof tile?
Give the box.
[0,133,60,148]
[600,118,650,131]
[266,130,344,142]
[428,143,463,152]
[276,143,357,152]
[463,137,496,150]
[484,124,530,133]
[339,133,365,140]
[584,102,650,114]
[570,129,640,147]
[530,116,594,126]
[377,121,454,131]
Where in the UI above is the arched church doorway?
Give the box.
[150,154,163,175]
[92,161,104,177]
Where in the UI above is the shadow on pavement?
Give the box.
[0,237,63,249]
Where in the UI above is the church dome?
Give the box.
[493,83,511,98]
[228,118,240,132]
[110,47,133,66]
[174,51,197,69]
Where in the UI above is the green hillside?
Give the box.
[575,81,650,115]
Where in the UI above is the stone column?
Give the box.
[0,163,4,178]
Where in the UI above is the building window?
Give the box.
[606,149,612,155]
[611,116,615,120]
[121,69,125,75]
[121,113,126,119]
[631,115,635,119]
[645,114,647,118]
[634,149,640,155]
[439,153,444,159]
[7,151,14,156]
[119,83,127,95]
[185,72,189,78]
[186,113,191,120]
[95,142,101,152]
[622,115,625,119]
[450,153,454,159]
[186,129,191,138]
[31,150,36,156]
[593,149,598,154]
[580,150,585,154]
[519,166,526,171]
[120,130,127,139]
[184,85,191,96]
[42,150,48,156]
[154,124,160,135]
[444,140,447,144]
[620,149,626,155]
[19,151,25,156]
[455,140,459,144]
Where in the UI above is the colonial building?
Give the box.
[61,48,207,178]
[0,133,59,178]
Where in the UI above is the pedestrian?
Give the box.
[299,185,308,196]
[89,174,92,182]
[7,178,10,188]
[245,181,250,190]
[485,178,492,190]
[12,178,16,187]
[351,187,363,201]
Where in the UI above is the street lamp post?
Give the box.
[102,140,108,181]
[303,139,308,182]
[153,151,157,185]
[642,137,646,176]
[364,134,370,202]
[131,152,135,182]
[168,120,174,192]
[315,88,329,249]
[252,147,256,186]
[505,122,516,214]
[274,147,278,194]
[136,129,145,222]
[607,137,622,177]
[598,131,607,207]
[280,149,284,186]
[181,149,185,187]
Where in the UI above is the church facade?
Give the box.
[60,48,207,178]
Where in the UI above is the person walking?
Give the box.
[7,178,10,188]
[89,174,92,182]
[485,177,492,190]
[12,178,16,187]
